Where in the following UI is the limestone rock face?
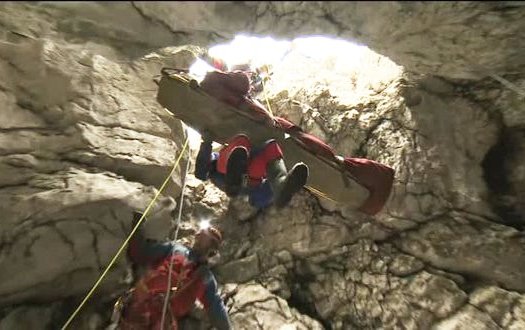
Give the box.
[226,283,325,330]
[211,36,525,328]
[0,35,193,307]
[0,304,58,330]
[129,2,525,80]
[0,2,211,58]
[3,2,525,79]
[0,169,172,306]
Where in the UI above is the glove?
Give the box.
[201,129,213,143]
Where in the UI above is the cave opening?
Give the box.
[286,258,333,330]
[482,128,524,230]
[183,33,397,151]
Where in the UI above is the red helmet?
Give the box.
[212,58,228,72]
[198,226,223,246]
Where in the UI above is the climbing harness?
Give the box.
[60,137,189,330]
[110,288,135,325]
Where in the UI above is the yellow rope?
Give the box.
[160,135,191,329]
[305,185,338,203]
[258,68,337,204]
[61,137,189,330]
[260,74,274,116]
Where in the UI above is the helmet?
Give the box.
[198,226,223,246]
[230,63,251,72]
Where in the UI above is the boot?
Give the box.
[267,159,309,208]
[225,147,249,197]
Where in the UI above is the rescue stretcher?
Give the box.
[156,69,394,214]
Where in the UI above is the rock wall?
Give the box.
[204,38,525,329]
[4,2,524,79]
[132,1,525,79]
[0,1,524,330]
[0,32,193,308]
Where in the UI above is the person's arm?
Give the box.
[198,271,232,330]
[127,215,174,267]
[195,138,214,181]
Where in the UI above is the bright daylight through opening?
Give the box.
[184,35,377,150]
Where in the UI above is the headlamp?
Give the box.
[199,219,211,231]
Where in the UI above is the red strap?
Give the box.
[344,158,395,215]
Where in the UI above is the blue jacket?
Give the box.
[194,140,273,209]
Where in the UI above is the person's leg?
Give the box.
[216,135,251,197]
[225,147,249,197]
[249,140,309,208]
[248,180,274,209]
[246,140,282,179]
[269,161,309,208]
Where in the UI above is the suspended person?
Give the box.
[195,133,309,209]
[199,52,266,98]
[192,54,309,209]
[115,213,232,330]
[195,53,394,215]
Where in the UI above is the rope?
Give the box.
[159,134,191,329]
[469,64,525,99]
[61,137,189,330]
[305,185,338,203]
[258,68,339,204]
[489,73,525,99]
[260,74,274,116]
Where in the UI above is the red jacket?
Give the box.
[121,237,231,329]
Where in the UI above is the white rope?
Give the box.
[489,73,525,99]
[470,64,525,99]
[160,133,192,330]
